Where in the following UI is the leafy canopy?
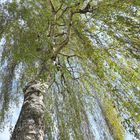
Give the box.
[0,0,140,139]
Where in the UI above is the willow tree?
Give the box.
[0,0,140,140]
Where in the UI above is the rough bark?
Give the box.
[11,80,46,140]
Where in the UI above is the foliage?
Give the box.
[0,0,140,139]
[101,98,125,140]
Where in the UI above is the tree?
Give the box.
[11,81,46,140]
[0,0,140,139]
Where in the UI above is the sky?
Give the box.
[0,101,22,140]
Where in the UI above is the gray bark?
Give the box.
[11,80,46,140]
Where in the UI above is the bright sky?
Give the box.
[0,102,22,140]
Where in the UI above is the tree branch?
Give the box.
[48,0,56,14]
[52,13,73,59]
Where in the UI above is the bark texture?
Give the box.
[11,81,46,140]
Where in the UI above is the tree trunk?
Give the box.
[11,81,46,140]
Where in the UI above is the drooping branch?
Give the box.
[0,59,17,123]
